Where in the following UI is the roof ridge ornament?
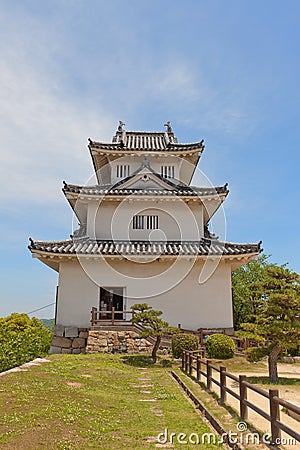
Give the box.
[164,121,173,133]
[117,120,125,132]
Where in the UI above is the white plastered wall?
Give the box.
[56,257,233,330]
[56,260,98,327]
[89,200,203,241]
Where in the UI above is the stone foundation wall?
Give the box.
[50,325,88,354]
[282,356,300,363]
[86,329,153,354]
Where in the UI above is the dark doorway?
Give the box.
[99,287,124,320]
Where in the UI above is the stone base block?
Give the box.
[65,327,79,338]
[49,326,89,355]
[62,348,72,354]
[49,346,62,354]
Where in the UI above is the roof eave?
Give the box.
[89,144,204,155]
[28,249,260,260]
[61,183,229,202]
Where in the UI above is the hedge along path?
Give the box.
[0,354,222,449]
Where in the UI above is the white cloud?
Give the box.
[0,45,114,208]
[0,4,258,215]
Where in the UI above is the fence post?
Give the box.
[184,351,188,372]
[182,350,185,370]
[189,352,193,376]
[91,307,97,326]
[269,389,281,444]
[196,355,201,381]
[112,307,115,325]
[220,366,226,403]
[239,375,248,419]
[206,360,212,390]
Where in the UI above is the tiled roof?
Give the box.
[89,131,204,152]
[116,132,173,149]
[63,182,228,197]
[29,238,262,257]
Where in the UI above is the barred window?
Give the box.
[132,215,159,230]
[161,165,175,178]
[116,165,130,178]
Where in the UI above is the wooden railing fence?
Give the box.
[91,307,134,326]
[182,350,300,444]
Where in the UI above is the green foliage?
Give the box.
[0,313,52,372]
[237,266,300,349]
[39,318,54,330]
[131,304,168,337]
[244,346,269,362]
[258,266,300,347]
[232,254,274,329]
[288,346,300,357]
[130,303,150,312]
[236,265,300,382]
[172,333,199,358]
[131,303,173,362]
[205,334,235,359]
[235,323,265,345]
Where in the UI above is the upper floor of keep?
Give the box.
[88,121,205,186]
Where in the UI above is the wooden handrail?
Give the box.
[90,308,135,326]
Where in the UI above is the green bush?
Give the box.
[244,346,269,362]
[205,334,235,359]
[0,313,52,373]
[172,333,199,359]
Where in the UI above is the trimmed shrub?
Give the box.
[0,313,52,373]
[244,346,269,362]
[205,334,235,359]
[172,333,199,359]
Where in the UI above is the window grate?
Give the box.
[116,165,130,178]
[133,215,159,230]
[161,165,174,178]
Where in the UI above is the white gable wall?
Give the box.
[110,155,188,185]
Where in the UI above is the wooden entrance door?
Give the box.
[99,287,124,320]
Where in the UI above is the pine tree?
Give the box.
[131,304,176,363]
[237,266,300,382]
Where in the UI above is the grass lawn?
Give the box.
[0,354,223,449]
[207,356,267,373]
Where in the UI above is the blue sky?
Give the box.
[1,0,300,319]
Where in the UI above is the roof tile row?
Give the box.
[89,131,204,152]
[29,238,262,257]
[63,183,228,197]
